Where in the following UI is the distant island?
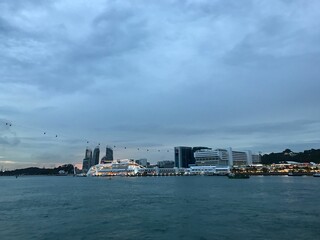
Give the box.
[261,148,320,164]
[0,164,76,176]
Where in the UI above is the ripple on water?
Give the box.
[1,176,320,240]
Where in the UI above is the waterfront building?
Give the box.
[101,146,113,164]
[82,148,92,173]
[157,160,174,168]
[231,150,248,166]
[194,149,220,166]
[194,148,230,166]
[194,147,260,167]
[135,158,148,167]
[91,146,100,166]
[174,146,194,168]
[252,154,261,164]
[216,148,229,165]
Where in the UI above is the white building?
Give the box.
[194,147,260,167]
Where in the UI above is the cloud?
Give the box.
[1,0,320,167]
[0,160,16,164]
[0,16,15,34]
[0,133,21,146]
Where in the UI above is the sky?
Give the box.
[1,0,320,169]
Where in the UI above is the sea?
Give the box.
[0,175,319,240]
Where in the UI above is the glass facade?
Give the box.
[82,148,92,173]
[91,147,100,166]
[101,146,114,164]
[174,146,193,168]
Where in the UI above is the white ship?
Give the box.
[86,159,145,176]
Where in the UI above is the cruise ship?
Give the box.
[86,159,145,176]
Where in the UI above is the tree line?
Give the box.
[0,164,75,176]
[261,148,320,164]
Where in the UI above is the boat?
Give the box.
[56,170,68,176]
[288,172,304,176]
[86,159,146,177]
[228,173,250,179]
[75,173,87,177]
[313,173,320,177]
[204,172,227,176]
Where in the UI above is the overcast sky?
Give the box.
[1,0,320,169]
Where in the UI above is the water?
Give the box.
[1,176,319,240]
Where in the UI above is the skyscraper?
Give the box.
[101,146,113,164]
[91,146,100,166]
[174,146,193,168]
[82,148,92,173]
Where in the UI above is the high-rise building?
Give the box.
[91,146,100,166]
[82,148,92,173]
[85,148,92,159]
[106,146,113,161]
[174,146,193,168]
[101,146,114,164]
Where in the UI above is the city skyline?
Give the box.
[1,0,320,169]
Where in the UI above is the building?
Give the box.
[105,146,113,161]
[194,147,260,167]
[135,158,148,167]
[101,146,113,164]
[216,148,229,166]
[194,148,231,166]
[194,149,221,166]
[82,148,92,173]
[91,146,100,166]
[157,160,174,168]
[174,146,194,168]
[231,150,248,166]
[82,159,90,173]
[252,154,261,164]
